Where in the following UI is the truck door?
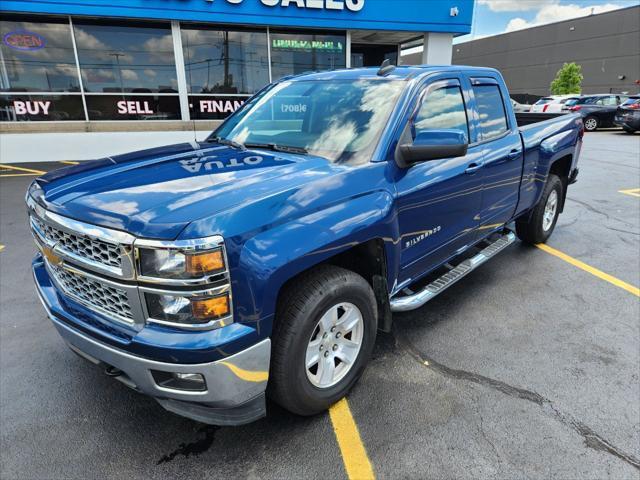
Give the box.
[470,77,522,230]
[394,78,483,285]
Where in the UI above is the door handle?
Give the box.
[508,149,522,160]
[465,161,484,174]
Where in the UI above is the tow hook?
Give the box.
[104,365,123,377]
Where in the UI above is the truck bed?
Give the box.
[515,112,572,127]
[518,112,582,146]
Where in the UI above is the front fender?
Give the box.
[230,190,396,338]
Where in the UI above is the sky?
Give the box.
[453,0,640,43]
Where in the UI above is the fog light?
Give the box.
[145,292,231,327]
[151,370,207,391]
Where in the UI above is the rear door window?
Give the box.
[472,84,509,141]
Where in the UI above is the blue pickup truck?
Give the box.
[28,65,583,425]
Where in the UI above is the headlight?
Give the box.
[138,248,225,279]
[145,292,231,328]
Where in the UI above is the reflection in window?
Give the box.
[0,18,79,92]
[473,85,508,141]
[269,31,346,80]
[181,27,269,95]
[73,22,177,93]
[414,86,468,138]
[215,79,404,165]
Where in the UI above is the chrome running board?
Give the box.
[390,231,517,312]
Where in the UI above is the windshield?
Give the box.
[535,97,553,105]
[622,97,640,106]
[212,79,405,165]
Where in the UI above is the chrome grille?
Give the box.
[32,217,122,269]
[49,263,133,322]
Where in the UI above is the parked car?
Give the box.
[564,94,629,131]
[27,66,583,425]
[614,95,640,133]
[510,98,531,112]
[530,95,578,113]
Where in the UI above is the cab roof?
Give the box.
[285,65,500,82]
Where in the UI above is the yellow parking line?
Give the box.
[0,163,46,175]
[0,173,41,177]
[619,188,640,198]
[60,161,79,165]
[536,243,640,297]
[329,398,375,480]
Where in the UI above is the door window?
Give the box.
[413,85,468,139]
[472,84,509,141]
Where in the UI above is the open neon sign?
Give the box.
[3,31,46,51]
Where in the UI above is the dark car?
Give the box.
[565,94,628,131]
[614,96,640,133]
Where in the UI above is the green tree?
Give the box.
[550,62,584,95]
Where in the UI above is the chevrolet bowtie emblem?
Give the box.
[42,244,63,267]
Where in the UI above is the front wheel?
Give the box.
[268,265,377,416]
[516,174,563,244]
[583,116,599,132]
[623,127,636,134]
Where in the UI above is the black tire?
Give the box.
[268,265,377,416]
[623,127,636,134]
[583,116,599,132]
[516,174,563,244]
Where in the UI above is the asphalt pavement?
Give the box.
[1,130,639,479]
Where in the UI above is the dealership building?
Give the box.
[450,5,640,101]
[0,0,472,133]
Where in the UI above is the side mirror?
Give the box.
[396,129,468,168]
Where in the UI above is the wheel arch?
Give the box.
[275,238,394,333]
[549,153,573,212]
[230,189,398,338]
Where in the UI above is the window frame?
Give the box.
[410,80,470,142]
[400,78,471,144]
[468,77,512,146]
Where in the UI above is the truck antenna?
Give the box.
[377,59,396,77]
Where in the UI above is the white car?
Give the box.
[530,95,579,113]
[510,99,531,113]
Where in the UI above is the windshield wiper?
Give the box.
[207,136,246,150]
[244,143,308,155]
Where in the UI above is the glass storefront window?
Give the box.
[181,26,269,95]
[0,17,79,92]
[269,31,346,81]
[73,22,178,93]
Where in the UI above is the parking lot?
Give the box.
[1,130,639,479]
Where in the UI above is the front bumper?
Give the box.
[33,257,270,425]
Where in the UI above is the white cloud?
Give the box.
[505,3,624,32]
[479,0,558,12]
[120,69,139,81]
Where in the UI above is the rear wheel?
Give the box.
[269,265,377,416]
[516,174,563,244]
[583,116,599,132]
[623,127,636,134]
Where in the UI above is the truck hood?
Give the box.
[37,141,346,239]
